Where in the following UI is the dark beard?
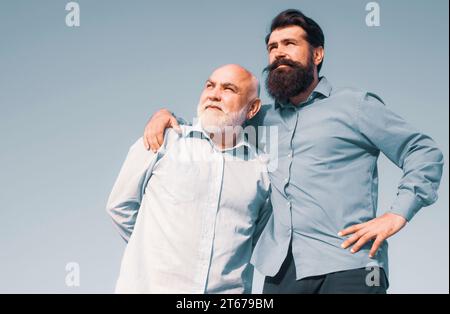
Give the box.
[264,57,315,104]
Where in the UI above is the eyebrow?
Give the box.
[267,37,301,49]
[206,79,240,93]
[222,82,240,92]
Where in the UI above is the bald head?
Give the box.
[212,64,260,102]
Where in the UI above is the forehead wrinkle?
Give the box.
[211,64,260,99]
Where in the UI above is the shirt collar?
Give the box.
[183,120,253,153]
[275,76,332,109]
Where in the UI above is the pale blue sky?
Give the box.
[0,0,448,293]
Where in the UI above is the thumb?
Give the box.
[170,116,182,134]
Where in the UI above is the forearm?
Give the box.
[389,134,444,221]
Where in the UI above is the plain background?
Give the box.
[0,0,448,293]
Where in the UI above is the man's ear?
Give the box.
[313,46,324,67]
[246,98,262,120]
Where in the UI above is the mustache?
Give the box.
[201,102,225,112]
[263,58,303,73]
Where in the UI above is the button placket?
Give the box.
[201,151,224,292]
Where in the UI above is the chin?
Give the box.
[200,115,228,133]
[202,109,224,121]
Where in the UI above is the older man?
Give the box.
[106,64,272,293]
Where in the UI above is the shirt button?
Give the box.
[284,178,289,183]
[287,153,292,158]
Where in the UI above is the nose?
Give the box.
[270,47,288,65]
[274,49,288,61]
[207,86,221,102]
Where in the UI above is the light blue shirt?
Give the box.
[250,77,444,281]
[107,123,272,293]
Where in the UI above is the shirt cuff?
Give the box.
[388,190,424,222]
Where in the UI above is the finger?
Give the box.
[144,126,153,150]
[341,231,363,249]
[149,133,158,153]
[369,236,385,258]
[143,135,150,150]
[350,232,376,253]
[156,130,164,148]
[143,116,154,150]
[170,117,182,133]
[338,223,365,237]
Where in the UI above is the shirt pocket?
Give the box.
[153,161,200,204]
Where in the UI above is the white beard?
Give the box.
[197,103,248,135]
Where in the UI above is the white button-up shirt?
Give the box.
[107,123,272,293]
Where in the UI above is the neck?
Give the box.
[209,128,242,150]
[289,75,320,106]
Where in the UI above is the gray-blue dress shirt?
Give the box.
[249,77,444,281]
